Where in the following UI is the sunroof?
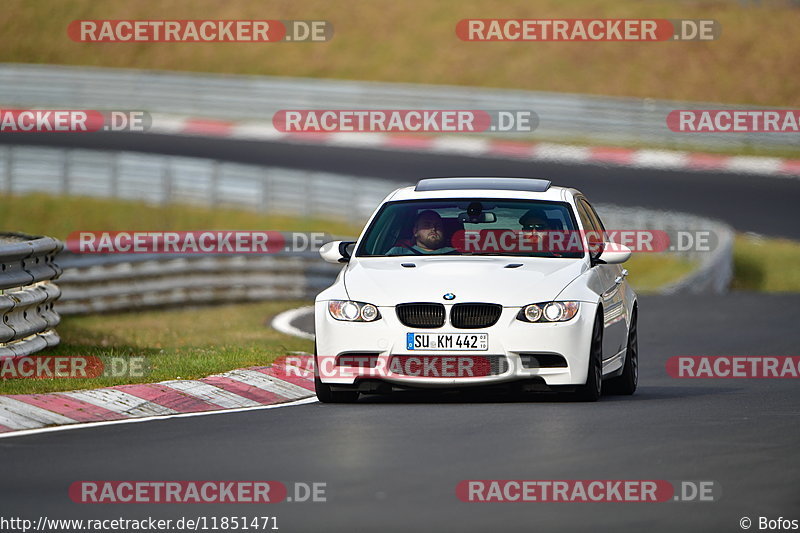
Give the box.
[415,177,552,193]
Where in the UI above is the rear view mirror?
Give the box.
[458,212,497,223]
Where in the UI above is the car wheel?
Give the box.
[314,346,359,403]
[575,312,603,402]
[606,307,638,396]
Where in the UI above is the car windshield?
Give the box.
[356,198,585,258]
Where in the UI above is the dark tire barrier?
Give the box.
[0,233,62,357]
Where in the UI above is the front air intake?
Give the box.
[396,303,446,329]
[450,303,502,329]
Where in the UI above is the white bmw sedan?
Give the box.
[314,177,638,402]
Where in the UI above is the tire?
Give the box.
[314,346,359,403]
[575,312,603,402]
[606,307,638,396]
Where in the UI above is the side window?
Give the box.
[576,198,604,258]
[575,201,594,232]
[583,199,607,237]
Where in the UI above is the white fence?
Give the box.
[0,145,397,225]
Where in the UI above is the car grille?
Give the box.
[396,303,445,328]
[450,303,503,329]
[389,355,508,377]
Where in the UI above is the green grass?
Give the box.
[624,254,698,293]
[732,234,800,292]
[0,301,313,395]
[2,0,799,108]
[0,193,361,240]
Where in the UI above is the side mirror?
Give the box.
[596,243,631,264]
[319,241,355,264]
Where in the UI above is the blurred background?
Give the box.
[1,3,799,532]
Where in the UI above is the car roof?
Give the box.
[386,177,581,203]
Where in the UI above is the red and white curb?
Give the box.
[149,114,800,178]
[0,357,315,437]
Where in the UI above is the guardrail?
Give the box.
[55,251,340,314]
[0,233,62,357]
[0,145,396,225]
[598,206,734,294]
[1,63,797,151]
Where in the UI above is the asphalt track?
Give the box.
[2,132,800,239]
[1,294,799,532]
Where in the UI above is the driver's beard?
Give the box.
[418,233,443,250]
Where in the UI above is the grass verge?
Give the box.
[0,193,361,240]
[624,254,698,293]
[0,301,313,395]
[732,234,800,292]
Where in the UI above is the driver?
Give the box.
[519,209,549,232]
[387,210,456,255]
[518,209,560,256]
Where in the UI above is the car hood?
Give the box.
[343,256,587,307]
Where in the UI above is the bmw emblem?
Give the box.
[443,293,456,301]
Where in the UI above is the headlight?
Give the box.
[517,301,579,323]
[328,300,382,322]
[523,304,542,322]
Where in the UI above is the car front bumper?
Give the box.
[314,300,598,388]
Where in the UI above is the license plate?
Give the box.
[407,333,488,351]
